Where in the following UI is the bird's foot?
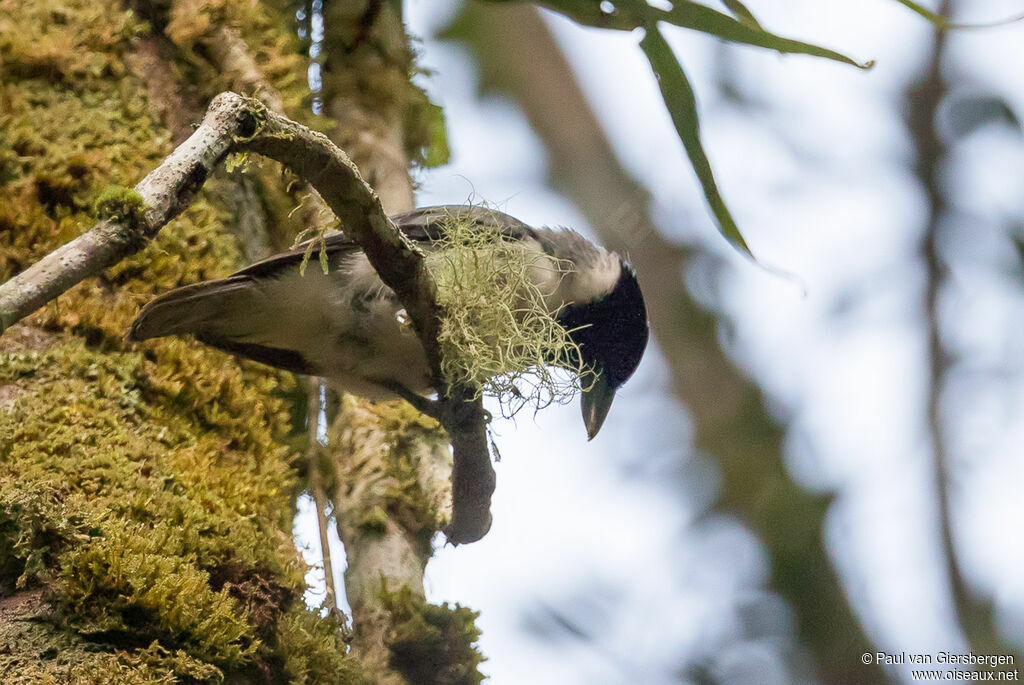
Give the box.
[380,381,444,421]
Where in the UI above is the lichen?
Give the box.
[380,584,485,685]
[425,208,591,414]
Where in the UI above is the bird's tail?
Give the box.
[128,277,258,342]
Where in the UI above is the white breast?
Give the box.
[234,256,432,399]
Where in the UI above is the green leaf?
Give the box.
[893,0,1024,29]
[720,0,762,29]
[522,0,871,68]
[526,0,640,30]
[639,24,750,255]
[423,101,452,168]
[658,1,872,68]
[893,0,949,27]
[942,93,1021,139]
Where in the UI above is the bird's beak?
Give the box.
[581,371,616,441]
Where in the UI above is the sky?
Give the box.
[297,1,1024,682]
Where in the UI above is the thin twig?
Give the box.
[909,2,1010,655]
[307,378,339,610]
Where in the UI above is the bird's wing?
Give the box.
[231,231,358,279]
[232,205,538,280]
[129,206,543,378]
[390,205,538,242]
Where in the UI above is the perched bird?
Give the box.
[129,206,648,439]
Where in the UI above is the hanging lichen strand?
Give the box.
[425,209,591,412]
[0,0,359,681]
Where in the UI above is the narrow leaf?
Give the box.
[893,0,1024,29]
[639,24,751,255]
[720,0,762,29]
[893,0,948,27]
[522,0,873,69]
[528,0,639,30]
[659,1,872,69]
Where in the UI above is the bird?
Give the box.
[129,205,649,439]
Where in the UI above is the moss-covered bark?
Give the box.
[318,2,483,682]
[0,0,359,680]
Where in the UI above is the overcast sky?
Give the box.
[297,1,1024,682]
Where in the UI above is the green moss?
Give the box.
[273,605,364,684]
[405,80,450,170]
[67,643,224,683]
[0,482,94,593]
[57,529,259,666]
[92,185,146,228]
[165,0,312,119]
[0,0,142,86]
[380,584,485,685]
[0,591,220,683]
[358,506,391,535]
[0,0,360,680]
[0,341,299,669]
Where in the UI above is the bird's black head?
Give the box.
[556,261,649,439]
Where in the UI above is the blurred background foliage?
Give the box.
[2,0,1021,681]
[339,0,1024,682]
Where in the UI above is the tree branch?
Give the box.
[0,92,241,331]
[0,91,493,544]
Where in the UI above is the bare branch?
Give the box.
[0,92,243,331]
[0,91,494,544]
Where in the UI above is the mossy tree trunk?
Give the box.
[1,0,484,681]
[0,0,360,681]
[314,2,485,682]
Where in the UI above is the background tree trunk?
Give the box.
[441,4,880,682]
[315,2,484,681]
